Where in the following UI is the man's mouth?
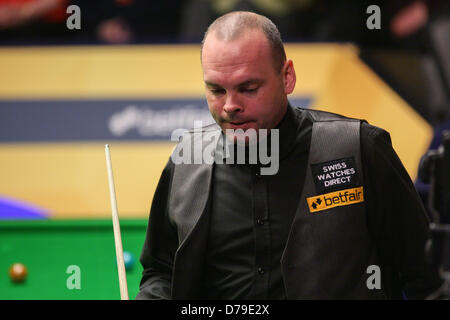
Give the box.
[226,120,254,129]
[230,121,248,125]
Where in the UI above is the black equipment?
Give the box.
[418,129,450,299]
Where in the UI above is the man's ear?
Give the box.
[283,59,296,95]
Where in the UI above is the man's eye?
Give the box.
[240,87,258,93]
[210,88,225,95]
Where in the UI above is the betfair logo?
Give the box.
[307,186,364,213]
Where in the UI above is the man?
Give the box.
[136,11,441,299]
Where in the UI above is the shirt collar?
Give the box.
[274,103,300,160]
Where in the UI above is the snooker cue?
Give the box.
[105,144,129,300]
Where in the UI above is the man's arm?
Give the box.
[136,158,178,300]
[361,123,443,299]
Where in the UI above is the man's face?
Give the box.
[201,29,296,143]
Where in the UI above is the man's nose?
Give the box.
[223,93,242,114]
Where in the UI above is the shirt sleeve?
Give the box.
[361,122,443,299]
[136,158,178,300]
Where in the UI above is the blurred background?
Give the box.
[0,0,449,299]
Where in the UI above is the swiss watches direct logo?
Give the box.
[310,157,360,194]
[307,186,364,213]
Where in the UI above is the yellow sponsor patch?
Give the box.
[307,186,364,213]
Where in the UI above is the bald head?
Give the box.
[201,11,286,73]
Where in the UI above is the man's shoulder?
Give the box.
[292,106,361,123]
[292,106,391,143]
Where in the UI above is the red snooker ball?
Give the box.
[9,263,28,283]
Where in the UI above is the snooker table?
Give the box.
[0,219,148,299]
